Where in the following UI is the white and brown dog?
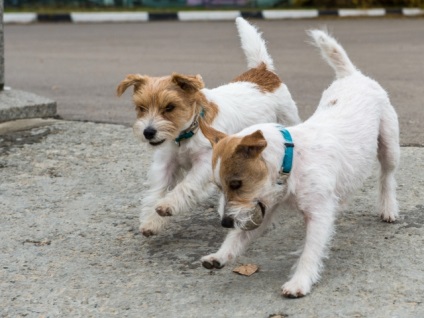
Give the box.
[117,18,300,237]
[200,30,400,298]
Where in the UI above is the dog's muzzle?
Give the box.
[143,127,157,140]
[142,127,166,146]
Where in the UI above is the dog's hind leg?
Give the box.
[377,105,400,222]
[275,85,301,126]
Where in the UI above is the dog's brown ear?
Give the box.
[116,74,147,97]
[236,130,267,158]
[199,119,227,147]
[172,73,204,93]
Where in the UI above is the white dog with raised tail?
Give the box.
[116,18,300,237]
[199,29,400,298]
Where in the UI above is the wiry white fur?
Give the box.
[202,29,400,298]
[308,29,356,79]
[236,17,274,71]
[139,18,300,236]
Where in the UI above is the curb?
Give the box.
[0,88,57,123]
[4,8,424,23]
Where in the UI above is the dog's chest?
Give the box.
[175,146,194,170]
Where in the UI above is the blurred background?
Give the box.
[2,0,423,145]
[4,0,422,10]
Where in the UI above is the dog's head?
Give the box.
[200,121,273,231]
[117,73,205,146]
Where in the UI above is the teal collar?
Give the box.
[278,126,294,174]
[175,108,205,146]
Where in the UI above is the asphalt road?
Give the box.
[4,18,424,145]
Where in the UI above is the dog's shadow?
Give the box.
[134,198,227,268]
[137,201,307,274]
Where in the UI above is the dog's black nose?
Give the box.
[143,127,157,140]
[221,216,234,228]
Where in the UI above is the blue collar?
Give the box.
[278,126,294,174]
[175,108,205,146]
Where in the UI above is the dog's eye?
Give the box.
[229,180,242,190]
[165,103,175,112]
[137,106,147,113]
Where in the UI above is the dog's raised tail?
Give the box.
[236,17,274,71]
[308,29,357,79]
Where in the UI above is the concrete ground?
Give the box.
[4,18,424,145]
[1,18,424,317]
[0,119,423,317]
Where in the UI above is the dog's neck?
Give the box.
[257,124,295,185]
[276,126,294,175]
[174,108,204,146]
[262,125,296,203]
[174,92,219,146]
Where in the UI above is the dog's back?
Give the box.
[201,18,301,131]
[296,29,400,202]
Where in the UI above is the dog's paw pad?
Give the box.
[212,260,224,269]
[202,261,214,270]
[155,205,173,217]
[201,256,225,270]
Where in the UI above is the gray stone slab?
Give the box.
[0,89,56,122]
[0,118,59,135]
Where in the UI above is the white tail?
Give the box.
[235,17,274,71]
[308,29,357,79]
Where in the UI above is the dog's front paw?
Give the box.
[139,222,161,237]
[140,227,157,237]
[201,254,226,270]
[380,208,398,223]
[139,214,168,237]
[155,203,174,217]
[281,277,311,298]
[381,214,397,223]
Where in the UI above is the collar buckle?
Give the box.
[174,108,204,146]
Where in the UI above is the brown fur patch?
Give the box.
[197,94,219,125]
[232,63,281,93]
[200,122,268,203]
[116,74,147,97]
[204,101,219,124]
[211,131,268,203]
[199,118,227,147]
